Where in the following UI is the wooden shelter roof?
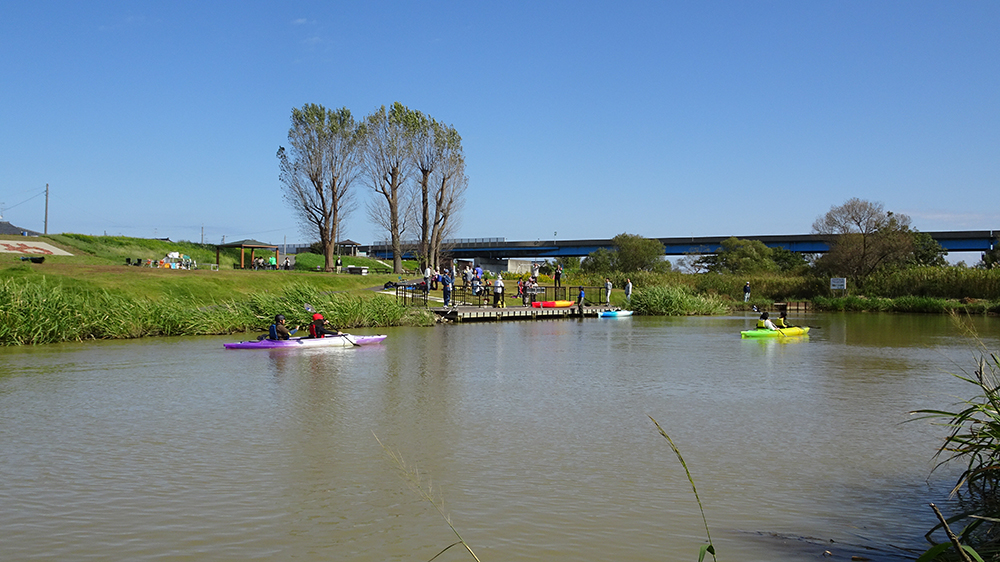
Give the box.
[217,238,276,249]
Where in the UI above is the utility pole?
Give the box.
[201,225,204,245]
[44,184,49,234]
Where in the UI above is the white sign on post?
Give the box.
[830,277,847,290]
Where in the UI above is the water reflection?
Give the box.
[0,315,996,561]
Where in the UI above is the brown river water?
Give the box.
[1,312,998,561]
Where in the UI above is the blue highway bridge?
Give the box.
[362,230,997,260]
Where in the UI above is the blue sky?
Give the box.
[2,1,997,255]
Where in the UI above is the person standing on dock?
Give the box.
[493,275,505,308]
[441,270,453,308]
[604,278,612,305]
[554,264,562,288]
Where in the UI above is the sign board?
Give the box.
[830,277,847,290]
[0,241,73,256]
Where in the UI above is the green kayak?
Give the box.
[740,326,810,338]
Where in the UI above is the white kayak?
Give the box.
[224,334,387,349]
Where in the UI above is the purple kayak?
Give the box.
[224,334,387,350]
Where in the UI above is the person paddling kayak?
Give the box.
[774,311,793,328]
[309,313,341,338]
[756,311,778,330]
[268,314,299,340]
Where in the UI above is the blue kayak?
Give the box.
[600,310,633,318]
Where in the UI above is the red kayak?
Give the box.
[530,300,576,308]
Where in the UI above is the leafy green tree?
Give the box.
[910,231,948,267]
[612,233,666,272]
[771,246,808,272]
[707,237,779,275]
[812,198,915,282]
[555,256,581,270]
[582,234,667,273]
[277,104,361,272]
[581,247,615,273]
[979,242,1000,269]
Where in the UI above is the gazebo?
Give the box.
[216,239,280,269]
[338,239,361,257]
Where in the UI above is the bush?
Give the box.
[630,285,727,316]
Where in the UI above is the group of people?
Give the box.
[417,262,641,310]
[601,278,633,306]
[429,268,455,308]
[518,276,542,306]
[421,264,505,308]
[250,256,292,271]
[756,311,793,330]
[265,313,342,341]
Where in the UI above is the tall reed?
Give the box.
[630,285,728,316]
[374,433,482,562]
[649,416,717,562]
[0,278,432,345]
[909,315,1000,560]
[861,266,1000,300]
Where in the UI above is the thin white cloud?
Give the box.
[98,13,147,31]
[902,209,1000,229]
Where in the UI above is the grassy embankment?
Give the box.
[0,234,433,345]
[5,233,999,344]
[560,268,1000,315]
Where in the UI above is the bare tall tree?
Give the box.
[361,103,418,274]
[412,112,442,270]
[812,198,914,282]
[277,104,361,272]
[428,124,466,270]
[429,172,466,270]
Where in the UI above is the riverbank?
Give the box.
[0,276,435,345]
[3,233,999,345]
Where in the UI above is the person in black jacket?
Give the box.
[268,314,299,340]
[308,313,341,338]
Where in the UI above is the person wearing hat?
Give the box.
[267,314,299,340]
[308,313,341,338]
[743,282,751,302]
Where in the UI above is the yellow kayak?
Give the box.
[740,326,810,338]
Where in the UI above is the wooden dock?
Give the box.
[432,304,613,322]
[773,301,811,313]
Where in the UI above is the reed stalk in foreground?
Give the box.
[373,432,482,562]
[649,415,718,562]
[909,314,996,561]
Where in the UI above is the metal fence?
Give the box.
[394,284,609,308]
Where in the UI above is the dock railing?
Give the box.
[393,282,609,309]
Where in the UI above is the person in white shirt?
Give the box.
[758,311,778,330]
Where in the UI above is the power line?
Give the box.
[2,190,46,212]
